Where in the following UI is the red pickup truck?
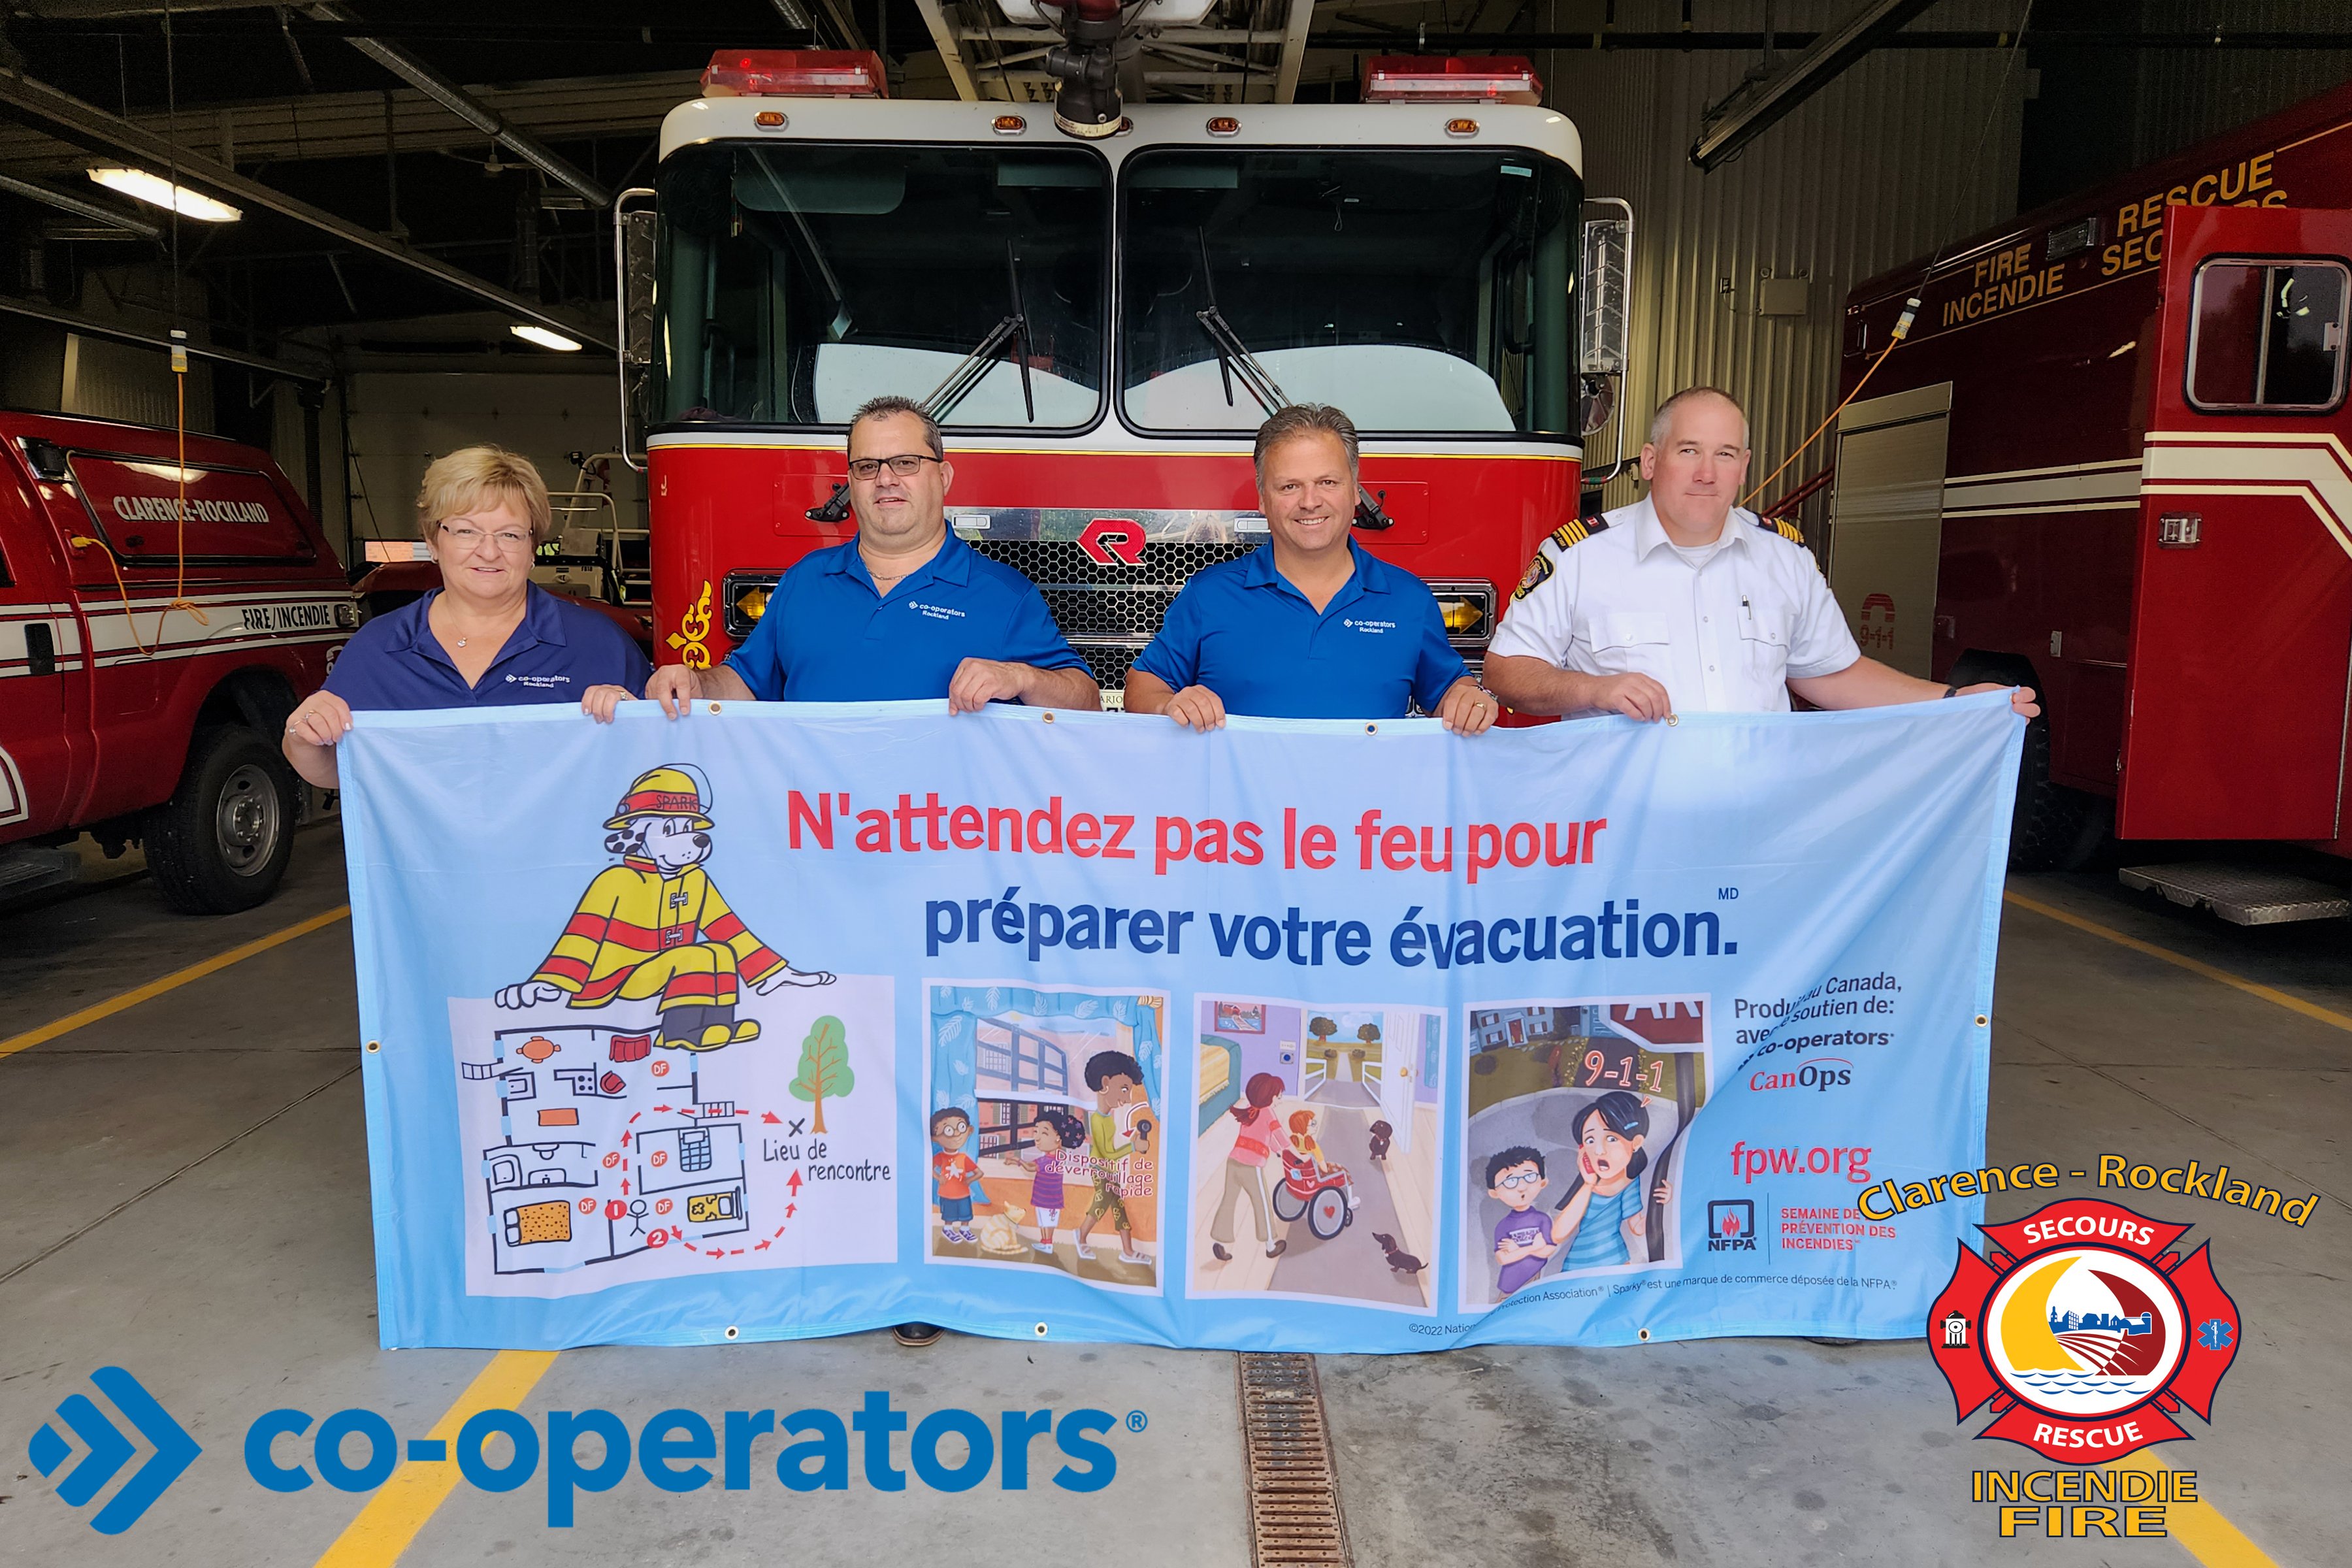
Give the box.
[0,411,354,911]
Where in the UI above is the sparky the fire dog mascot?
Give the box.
[495,765,833,1049]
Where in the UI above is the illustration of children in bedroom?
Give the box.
[923,984,1166,1290]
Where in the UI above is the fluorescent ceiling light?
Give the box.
[510,323,583,352]
[86,166,240,223]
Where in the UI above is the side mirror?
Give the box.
[613,188,659,472]
[1579,201,1633,478]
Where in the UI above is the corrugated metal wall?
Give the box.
[2130,0,2352,165]
[340,370,641,553]
[59,334,216,433]
[1539,0,2032,516]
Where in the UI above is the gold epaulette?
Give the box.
[1761,515,1805,545]
[1546,514,1611,551]
[1516,514,1611,600]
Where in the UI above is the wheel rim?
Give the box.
[214,762,283,876]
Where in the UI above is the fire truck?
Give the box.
[0,411,353,910]
[612,45,1631,706]
[1831,82,2352,919]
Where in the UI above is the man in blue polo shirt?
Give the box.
[642,396,1100,715]
[640,395,1092,1355]
[1125,404,1496,734]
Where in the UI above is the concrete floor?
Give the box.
[1,829,2342,1566]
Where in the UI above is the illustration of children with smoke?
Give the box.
[1548,1090,1668,1271]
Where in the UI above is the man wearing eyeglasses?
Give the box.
[642,396,1100,715]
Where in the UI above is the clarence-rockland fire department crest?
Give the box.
[1929,1199,2241,1465]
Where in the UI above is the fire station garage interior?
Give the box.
[3,3,2350,1565]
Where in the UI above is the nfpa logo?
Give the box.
[1707,1199,1759,1252]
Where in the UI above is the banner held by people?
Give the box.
[342,694,2022,1351]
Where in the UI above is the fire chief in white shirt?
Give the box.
[1482,387,2039,722]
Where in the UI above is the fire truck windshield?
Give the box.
[1119,148,1580,437]
[651,142,1108,430]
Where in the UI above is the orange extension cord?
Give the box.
[162,338,208,645]
[1740,293,1922,511]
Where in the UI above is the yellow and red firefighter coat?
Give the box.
[528,855,787,1012]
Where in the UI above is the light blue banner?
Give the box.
[342,694,2022,1352]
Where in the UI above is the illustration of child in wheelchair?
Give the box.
[1272,1107,1361,1241]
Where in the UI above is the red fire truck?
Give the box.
[1832,82,2352,917]
[613,50,1629,704]
[0,412,353,910]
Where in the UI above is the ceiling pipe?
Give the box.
[1307,29,2347,51]
[0,169,160,239]
[1688,0,1940,171]
[0,63,615,350]
[304,2,612,208]
[0,295,330,384]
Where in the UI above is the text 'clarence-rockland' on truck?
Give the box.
[1,411,353,911]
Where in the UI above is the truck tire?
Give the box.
[2008,712,2110,873]
[146,725,299,913]
[1946,653,2109,873]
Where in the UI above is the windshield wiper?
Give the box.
[1192,227,1286,416]
[810,242,1034,522]
[923,240,1036,426]
[1189,229,1391,531]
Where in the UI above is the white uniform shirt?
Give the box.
[1486,496,1861,715]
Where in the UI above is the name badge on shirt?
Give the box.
[1341,616,1397,635]
[906,599,966,623]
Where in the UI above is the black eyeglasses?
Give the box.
[846,453,943,481]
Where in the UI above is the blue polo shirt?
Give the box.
[325,585,650,710]
[1132,540,1469,719]
[723,530,1088,702]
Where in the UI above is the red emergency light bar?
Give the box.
[1361,56,1543,106]
[702,50,889,99]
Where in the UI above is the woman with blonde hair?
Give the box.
[283,446,647,788]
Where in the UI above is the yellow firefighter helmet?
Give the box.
[604,765,714,830]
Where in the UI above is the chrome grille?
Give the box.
[969,538,1256,679]
[968,538,1255,583]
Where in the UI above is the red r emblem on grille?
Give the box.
[1079,517,1147,566]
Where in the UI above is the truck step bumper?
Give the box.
[0,845,79,898]
[2118,864,2351,926]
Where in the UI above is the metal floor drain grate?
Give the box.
[1237,1352,1350,1567]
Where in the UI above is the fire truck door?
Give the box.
[2124,204,2352,841]
[1825,382,1953,678]
[0,504,87,840]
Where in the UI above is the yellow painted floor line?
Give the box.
[312,1350,560,1568]
[2004,890,2352,1036]
[0,904,351,1061]
[2110,1448,2281,1568]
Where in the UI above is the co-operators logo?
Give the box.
[26,1367,202,1533]
[29,1373,1128,1533]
